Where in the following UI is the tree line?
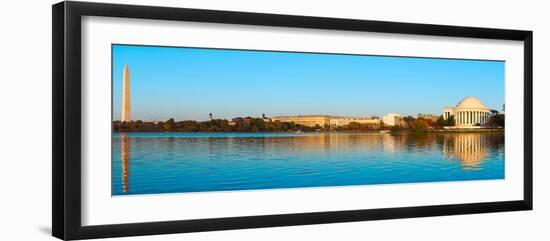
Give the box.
[113,117,318,133]
[113,114,504,133]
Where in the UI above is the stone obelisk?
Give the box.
[121,65,131,122]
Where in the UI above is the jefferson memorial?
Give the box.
[443,96,491,128]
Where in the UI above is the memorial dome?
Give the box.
[456,96,488,110]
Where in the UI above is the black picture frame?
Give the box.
[52,1,533,240]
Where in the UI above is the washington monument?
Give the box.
[121,65,131,122]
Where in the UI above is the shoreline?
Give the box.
[113,128,504,134]
[426,128,504,133]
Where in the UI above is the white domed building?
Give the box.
[443,97,492,128]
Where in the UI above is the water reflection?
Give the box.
[112,132,504,195]
[120,135,130,193]
[442,133,504,170]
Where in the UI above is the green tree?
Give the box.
[390,125,405,133]
[163,118,175,131]
[436,115,455,127]
[347,121,361,130]
[495,114,505,127]
[411,119,429,133]
[487,114,505,128]
[447,116,455,126]
[402,116,416,127]
[179,120,199,131]
[249,118,266,132]
[436,115,447,127]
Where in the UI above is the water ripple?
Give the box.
[112,132,505,195]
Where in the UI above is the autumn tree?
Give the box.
[411,119,429,133]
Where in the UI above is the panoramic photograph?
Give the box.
[111,44,505,196]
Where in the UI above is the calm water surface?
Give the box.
[112,132,504,195]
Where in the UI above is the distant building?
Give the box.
[231,117,254,126]
[208,113,213,121]
[271,115,379,128]
[272,115,331,127]
[443,96,491,128]
[382,113,401,126]
[417,113,439,122]
[329,117,380,128]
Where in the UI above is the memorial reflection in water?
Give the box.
[442,133,503,170]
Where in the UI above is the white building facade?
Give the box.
[382,113,401,126]
[329,117,380,128]
[443,96,491,128]
[271,115,379,128]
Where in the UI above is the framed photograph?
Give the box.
[52,1,533,240]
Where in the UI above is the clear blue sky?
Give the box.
[112,44,504,121]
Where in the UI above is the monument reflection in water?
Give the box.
[119,135,131,193]
[112,132,504,195]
